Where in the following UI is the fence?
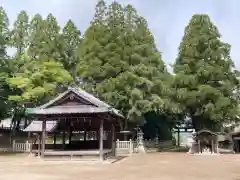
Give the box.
[116,139,136,154]
[116,139,173,154]
[12,140,31,152]
[12,139,172,154]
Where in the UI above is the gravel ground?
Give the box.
[0,153,239,180]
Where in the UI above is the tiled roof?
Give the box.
[26,87,124,118]
[196,128,218,136]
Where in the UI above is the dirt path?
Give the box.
[0,153,239,180]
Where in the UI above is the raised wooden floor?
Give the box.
[32,149,112,156]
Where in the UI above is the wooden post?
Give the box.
[41,119,46,158]
[211,139,214,153]
[84,130,87,141]
[30,135,33,155]
[99,119,104,161]
[111,123,116,156]
[129,139,133,154]
[69,123,72,145]
[198,140,201,153]
[116,139,119,149]
[62,132,66,149]
[53,133,56,148]
[12,140,16,152]
[177,127,180,151]
[37,134,40,157]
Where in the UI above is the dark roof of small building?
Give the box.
[23,120,57,132]
[196,128,218,136]
[26,87,124,118]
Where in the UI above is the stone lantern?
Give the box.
[136,127,146,153]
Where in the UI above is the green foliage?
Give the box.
[76,1,173,126]
[0,3,239,135]
[5,13,73,105]
[10,10,29,54]
[0,7,13,118]
[61,20,82,79]
[173,14,239,129]
[8,56,73,103]
[28,14,43,59]
[28,13,62,60]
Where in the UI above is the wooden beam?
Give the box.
[41,119,46,158]
[45,114,108,120]
[99,118,104,161]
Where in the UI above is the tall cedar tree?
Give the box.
[28,14,43,59]
[77,1,171,126]
[61,20,81,80]
[173,14,239,130]
[28,14,62,61]
[0,7,12,118]
[10,11,29,55]
[77,0,108,92]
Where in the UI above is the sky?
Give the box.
[2,0,240,69]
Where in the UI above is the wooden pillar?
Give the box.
[53,133,56,148]
[41,119,46,158]
[29,133,32,154]
[37,133,40,157]
[111,123,116,156]
[68,123,72,145]
[198,140,201,153]
[177,127,180,147]
[238,140,239,152]
[84,117,87,141]
[62,132,66,149]
[84,130,87,141]
[211,139,214,153]
[99,119,104,161]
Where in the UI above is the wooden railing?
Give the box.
[116,139,136,154]
[12,140,31,152]
[12,139,172,153]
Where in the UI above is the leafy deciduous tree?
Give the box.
[8,57,73,105]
